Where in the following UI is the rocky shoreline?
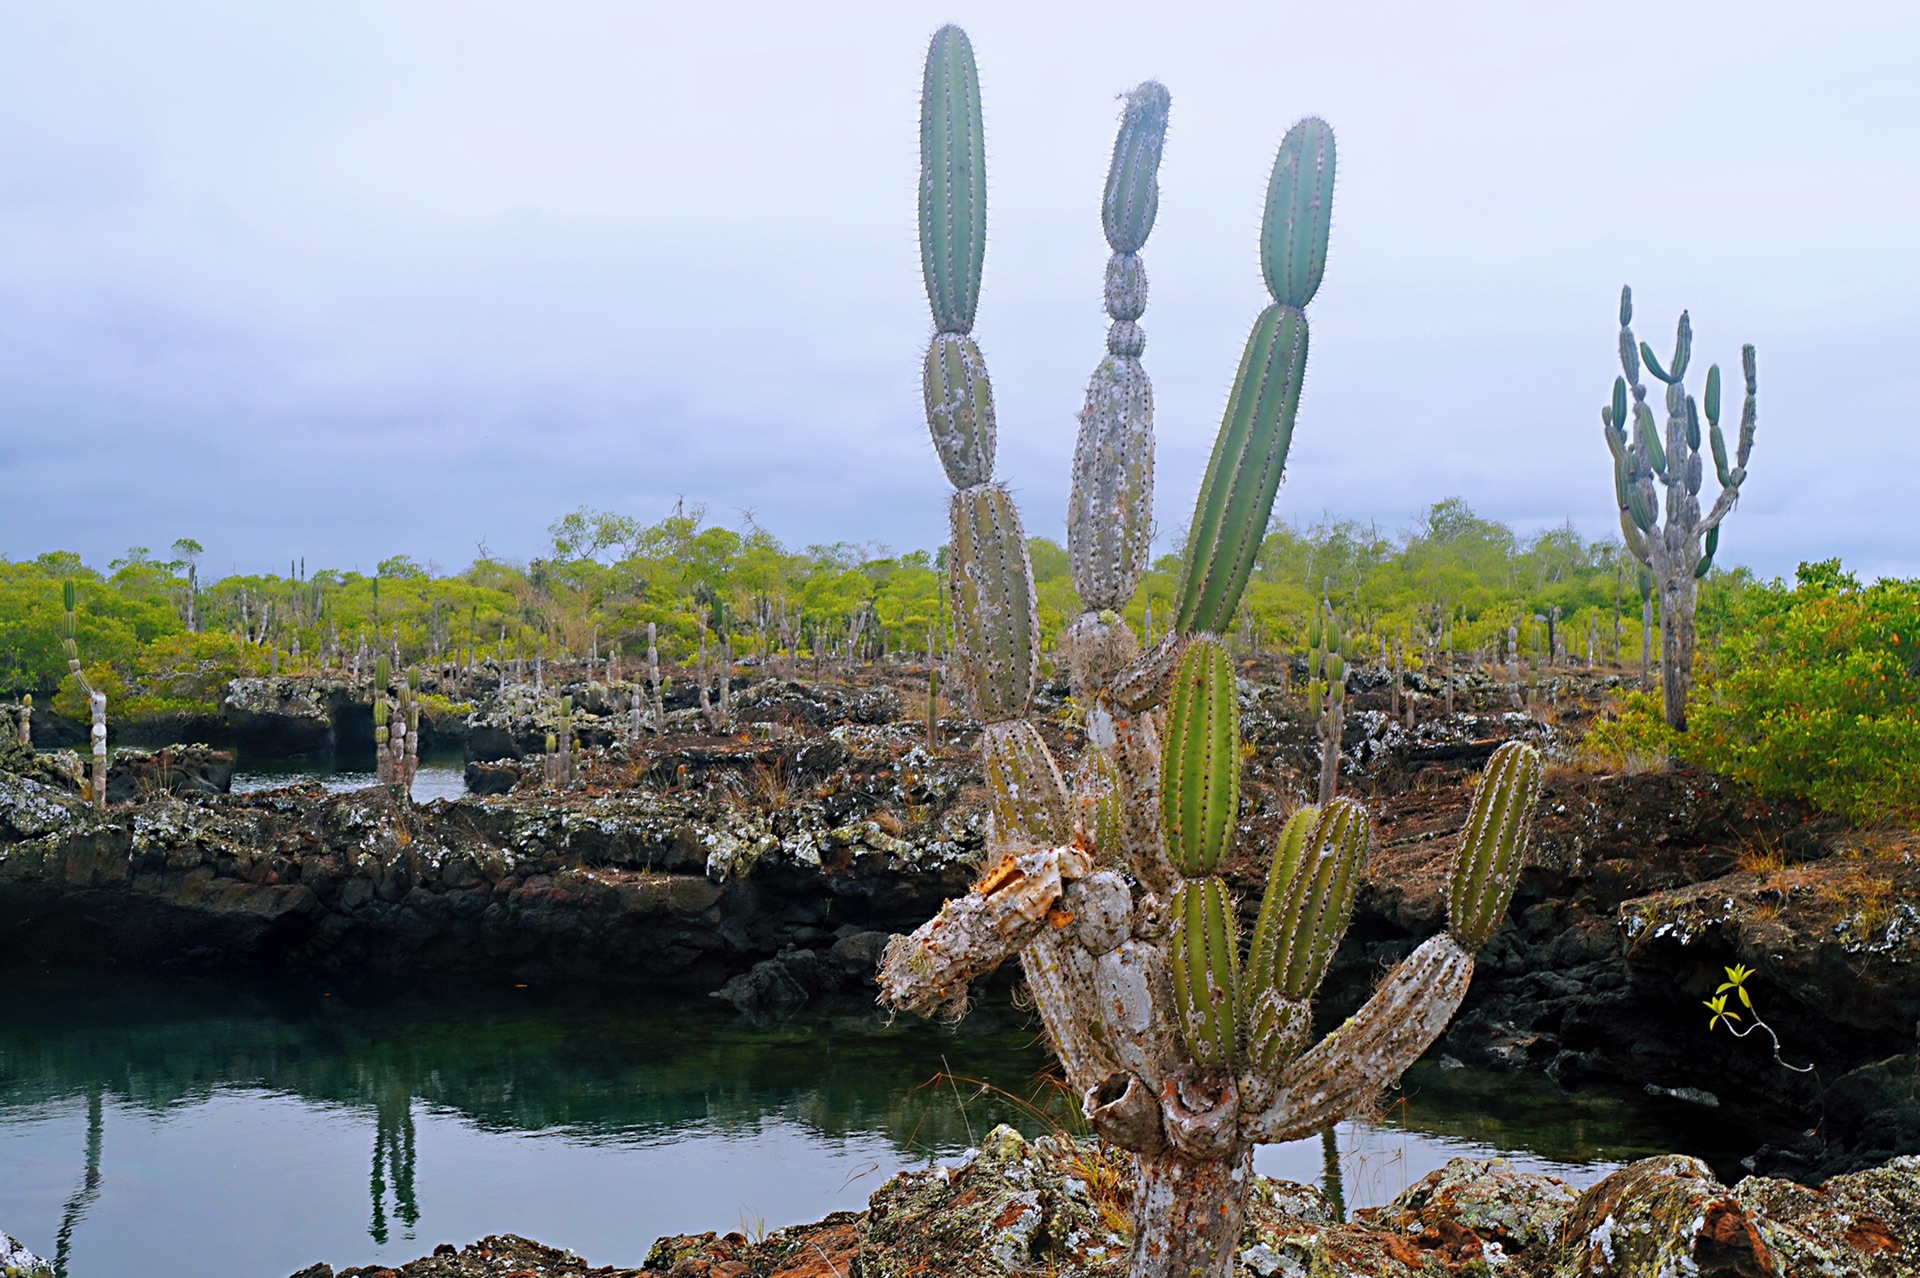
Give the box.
[4,666,1918,1187]
[272,1125,1920,1277]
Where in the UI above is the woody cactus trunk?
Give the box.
[1603,285,1757,732]
[879,28,1546,1278]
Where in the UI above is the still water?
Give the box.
[229,752,470,803]
[0,968,1723,1278]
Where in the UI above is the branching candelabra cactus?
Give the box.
[1603,285,1757,732]
[879,29,1546,1278]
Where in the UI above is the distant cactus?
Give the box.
[1304,600,1347,804]
[878,30,1542,1278]
[62,581,107,810]
[373,655,393,786]
[1603,285,1757,731]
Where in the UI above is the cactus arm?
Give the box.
[1174,118,1333,637]
[949,486,1041,722]
[1170,876,1240,1070]
[925,335,998,488]
[1103,82,1171,255]
[1447,740,1543,949]
[877,844,1090,1019]
[1111,631,1185,714]
[1161,637,1239,876]
[1241,933,1474,1145]
[1090,937,1185,1095]
[1021,923,1125,1092]
[982,720,1072,845]
[1259,116,1335,309]
[1698,345,1757,537]
[1175,304,1310,635]
[1069,84,1168,618]
[919,25,985,335]
[1111,699,1178,893]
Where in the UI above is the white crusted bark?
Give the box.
[1242,933,1474,1145]
[876,845,1088,1019]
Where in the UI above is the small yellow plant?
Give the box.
[1703,964,1812,1074]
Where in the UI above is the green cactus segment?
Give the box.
[1669,311,1692,382]
[1259,117,1335,309]
[1104,253,1148,321]
[982,720,1071,846]
[949,485,1040,723]
[1243,987,1313,1076]
[1175,305,1310,635]
[1170,876,1240,1070]
[1068,355,1156,612]
[1243,805,1316,1011]
[1447,740,1544,949]
[1704,363,1722,424]
[373,699,389,727]
[1160,636,1240,876]
[375,655,390,690]
[919,25,986,335]
[1247,796,1370,1009]
[1075,747,1125,860]
[1102,81,1170,255]
[1633,402,1666,478]
[63,579,76,616]
[924,333,998,488]
[1696,525,1719,579]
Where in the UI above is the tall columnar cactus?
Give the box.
[1304,600,1346,804]
[879,29,1545,1278]
[1603,285,1756,732]
[62,581,107,810]
[373,655,393,785]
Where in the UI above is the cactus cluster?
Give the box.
[1603,285,1757,732]
[879,29,1546,1278]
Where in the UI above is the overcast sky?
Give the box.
[1,1,1914,582]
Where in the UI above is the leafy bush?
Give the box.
[1578,690,1680,774]
[1588,562,1920,822]
[1687,562,1920,822]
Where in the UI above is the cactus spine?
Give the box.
[876,32,1539,1278]
[1603,285,1756,732]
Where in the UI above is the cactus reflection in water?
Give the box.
[879,27,1545,1278]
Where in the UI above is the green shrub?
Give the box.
[1578,690,1680,773]
[1687,563,1920,822]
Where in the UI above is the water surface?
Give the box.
[229,752,468,803]
[0,968,1728,1278]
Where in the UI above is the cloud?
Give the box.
[0,1,1915,580]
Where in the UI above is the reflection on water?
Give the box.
[0,967,1732,1278]
[230,752,468,802]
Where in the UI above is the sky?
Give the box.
[1,1,1915,583]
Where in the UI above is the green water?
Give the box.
[0,967,1727,1278]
